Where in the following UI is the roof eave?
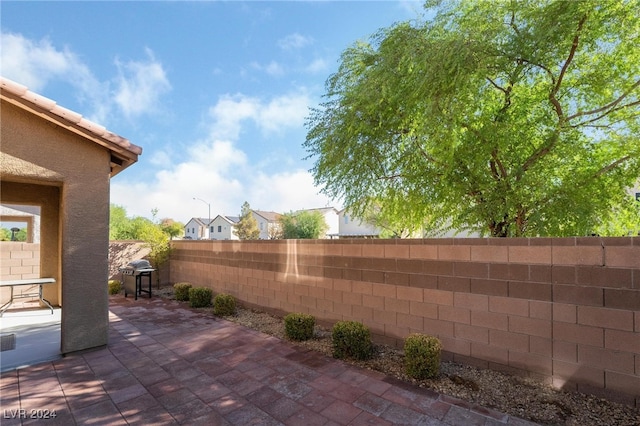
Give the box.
[0,77,141,177]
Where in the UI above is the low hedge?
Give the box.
[173,282,192,301]
[404,333,442,379]
[189,287,212,308]
[213,293,236,316]
[332,320,372,360]
[108,280,121,295]
[284,313,315,341]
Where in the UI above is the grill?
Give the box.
[119,260,155,300]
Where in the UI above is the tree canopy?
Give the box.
[280,210,329,239]
[305,0,640,237]
[0,227,27,241]
[109,205,183,285]
[235,201,260,240]
[109,204,184,242]
[160,219,185,240]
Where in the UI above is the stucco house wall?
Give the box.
[184,217,210,240]
[252,210,281,240]
[210,215,239,240]
[1,77,140,355]
[338,209,381,237]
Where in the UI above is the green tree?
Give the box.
[360,200,425,238]
[140,220,171,288]
[110,204,171,240]
[235,201,260,240]
[280,210,329,239]
[0,228,11,241]
[305,0,640,237]
[109,204,136,240]
[160,218,184,240]
[0,227,27,241]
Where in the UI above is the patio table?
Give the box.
[0,278,56,317]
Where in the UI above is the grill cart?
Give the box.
[119,260,155,300]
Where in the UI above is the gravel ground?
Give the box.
[154,287,639,426]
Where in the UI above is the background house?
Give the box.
[336,208,381,238]
[252,210,281,239]
[299,207,339,238]
[184,217,210,240]
[209,215,239,240]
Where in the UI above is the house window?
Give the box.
[210,226,213,232]
[636,192,640,202]
[260,223,264,230]
[218,226,222,232]
[192,227,195,234]
[344,215,349,224]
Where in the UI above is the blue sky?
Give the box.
[1,1,425,224]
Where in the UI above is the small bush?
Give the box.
[284,313,315,341]
[213,293,236,316]
[108,280,121,295]
[189,287,212,308]
[173,282,192,301]
[404,333,442,380]
[332,320,372,360]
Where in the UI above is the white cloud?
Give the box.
[111,137,329,222]
[112,90,334,223]
[111,138,249,221]
[149,150,172,168]
[249,170,334,213]
[207,90,310,139]
[0,31,109,122]
[0,32,170,123]
[111,163,334,223]
[304,58,329,74]
[250,60,285,76]
[278,33,313,51]
[207,94,259,140]
[257,93,310,133]
[0,32,91,91]
[113,48,171,118]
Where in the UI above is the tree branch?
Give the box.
[567,80,640,122]
[549,14,588,121]
[509,9,521,36]
[491,148,508,179]
[487,77,508,94]
[594,155,631,177]
[519,130,560,177]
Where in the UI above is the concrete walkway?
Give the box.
[0,296,538,425]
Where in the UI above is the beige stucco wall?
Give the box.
[1,101,111,354]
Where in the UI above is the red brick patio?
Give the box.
[0,296,538,425]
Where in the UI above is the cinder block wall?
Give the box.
[169,237,639,406]
[0,242,41,280]
[0,242,41,301]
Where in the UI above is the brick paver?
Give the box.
[0,296,540,425]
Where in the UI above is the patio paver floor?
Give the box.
[0,295,540,425]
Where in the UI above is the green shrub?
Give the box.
[108,280,121,295]
[404,333,442,380]
[213,293,236,316]
[332,320,372,360]
[188,287,212,308]
[173,282,192,301]
[284,313,315,341]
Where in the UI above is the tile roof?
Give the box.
[253,210,281,222]
[0,76,141,176]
